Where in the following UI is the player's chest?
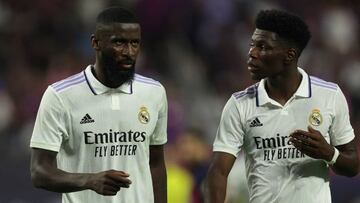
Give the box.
[243,100,333,144]
[68,95,159,135]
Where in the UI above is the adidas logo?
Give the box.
[80,114,95,124]
[249,117,263,127]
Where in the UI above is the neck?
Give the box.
[92,61,108,86]
[92,60,134,88]
[265,66,302,105]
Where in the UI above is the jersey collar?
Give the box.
[256,67,311,107]
[84,65,133,95]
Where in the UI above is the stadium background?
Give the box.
[0,0,359,202]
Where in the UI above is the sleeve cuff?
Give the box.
[213,145,240,158]
[332,134,355,146]
[30,141,60,152]
[150,139,167,146]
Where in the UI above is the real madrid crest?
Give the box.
[138,106,150,124]
[309,109,322,126]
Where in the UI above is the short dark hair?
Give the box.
[96,7,138,25]
[255,9,311,54]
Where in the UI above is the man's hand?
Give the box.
[31,148,132,194]
[290,126,334,161]
[86,170,132,196]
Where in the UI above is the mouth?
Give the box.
[119,60,135,69]
[247,61,260,72]
[121,64,133,69]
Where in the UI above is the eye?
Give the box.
[130,40,140,47]
[249,42,268,50]
[112,39,126,46]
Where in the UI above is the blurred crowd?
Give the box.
[0,0,359,202]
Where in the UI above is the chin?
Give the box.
[106,66,135,87]
[250,73,263,81]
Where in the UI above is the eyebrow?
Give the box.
[109,36,140,41]
[252,32,279,41]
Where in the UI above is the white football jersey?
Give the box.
[31,65,168,203]
[214,67,354,203]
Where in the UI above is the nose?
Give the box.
[121,43,135,56]
[248,46,258,59]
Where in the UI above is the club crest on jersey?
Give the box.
[309,109,322,126]
[138,106,150,124]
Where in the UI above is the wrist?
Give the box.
[81,173,93,190]
[325,147,339,165]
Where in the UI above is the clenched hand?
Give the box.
[86,170,132,196]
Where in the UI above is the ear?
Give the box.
[91,34,100,50]
[284,48,297,64]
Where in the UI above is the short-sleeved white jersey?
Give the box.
[30,65,168,203]
[214,68,354,203]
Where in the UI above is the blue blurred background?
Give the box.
[0,0,359,202]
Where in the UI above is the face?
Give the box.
[92,23,141,87]
[247,28,288,80]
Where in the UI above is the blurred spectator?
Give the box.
[166,128,211,203]
[0,83,14,133]
[166,143,194,203]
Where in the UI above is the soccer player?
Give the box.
[205,9,359,203]
[30,7,167,203]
